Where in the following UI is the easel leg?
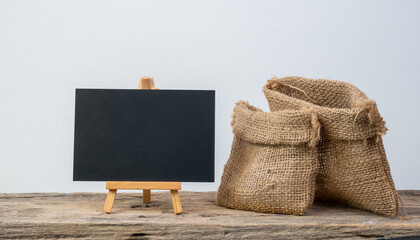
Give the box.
[143,189,151,203]
[170,190,182,214]
[103,189,117,214]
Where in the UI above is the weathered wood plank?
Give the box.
[0,191,419,239]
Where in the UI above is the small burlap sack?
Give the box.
[263,76,399,217]
[216,101,320,215]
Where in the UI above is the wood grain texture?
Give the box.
[106,181,181,190]
[1,191,420,239]
[170,190,182,214]
[103,189,117,213]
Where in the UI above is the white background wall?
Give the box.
[1,0,419,193]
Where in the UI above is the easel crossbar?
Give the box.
[106,181,181,190]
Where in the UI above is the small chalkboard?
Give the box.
[73,89,215,182]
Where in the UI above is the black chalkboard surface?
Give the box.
[73,89,215,182]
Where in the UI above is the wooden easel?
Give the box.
[103,76,183,214]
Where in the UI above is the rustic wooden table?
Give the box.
[1,191,419,239]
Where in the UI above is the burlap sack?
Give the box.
[216,101,320,215]
[263,76,399,217]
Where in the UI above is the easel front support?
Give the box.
[102,77,182,215]
[170,190,182,214]
[103,189,117,213]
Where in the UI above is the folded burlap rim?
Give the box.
[231,101,320,147]
[263,76,387,141]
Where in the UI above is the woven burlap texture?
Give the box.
[263,76,399,217]
[216,101,320,215]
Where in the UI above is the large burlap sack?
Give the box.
[263,76,399,217]
[216,101,320,215]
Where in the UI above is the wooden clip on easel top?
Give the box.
[138,76,157,90]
